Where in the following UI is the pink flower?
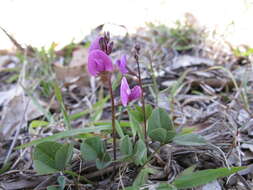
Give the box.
[89,36,103,53]
[120,77,141,106]
[116,55,128,74]
[87,49,113,76]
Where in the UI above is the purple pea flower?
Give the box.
[89,36,103,53]
[87,49,113,76]
[116,55,128,74]
[120,77,142,106]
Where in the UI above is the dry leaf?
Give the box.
[53,47,90,87]
[0,88,43,140]
[170,55,214,71]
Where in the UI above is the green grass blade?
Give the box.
[173,166,246,189]
[17,125,111,149]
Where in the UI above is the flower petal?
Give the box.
[120,77,131,106]
[118,55,128,74]
[89,36,103,53]
[88,50,113,76]
[129,86,142,101]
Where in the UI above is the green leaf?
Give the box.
[80,142,98,161]
[29,120,49,129]
[149,128,168,143]
[133,167,155,187]
[57,176,66,190]
[129,108,143,123]
[177,165,196,178]
[33,142,62,174]
[85,136,105,157]
[148,108,173,135]
[156,183,177,190]
[133,139,147,166]
[115,120,124,138]
[127,108,137,138]
[81,136,105,161]
[149,128,176,144]
[34,160,59,174]
[166,130,177,142]
[80,136,111,169]
[148,108,176,143]
[128,108,144,140]
[129,104,153,123]
[173,134,207,146]
[133,168,149,187]
[137,104,153,120]
[173,167,246,189]
[17,125,111,149]
[120,135,133,156]
[55,144,73,170]
[95,152,111,169]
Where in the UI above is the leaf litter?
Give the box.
[0,16,253,189]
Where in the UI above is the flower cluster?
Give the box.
[88,50,113,76]
[88,35,141,106]
[87,36,113,76]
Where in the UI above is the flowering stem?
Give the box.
[108,75,117,162]
[134,48,147,141]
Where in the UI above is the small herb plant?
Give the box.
[26,32,246,190]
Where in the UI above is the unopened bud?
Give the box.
[99,37,107,52]
[135,44,141,53]
[134,53,138,61]
[106,31,110,42]
[104,31,110,44]
[107,41,114,55]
